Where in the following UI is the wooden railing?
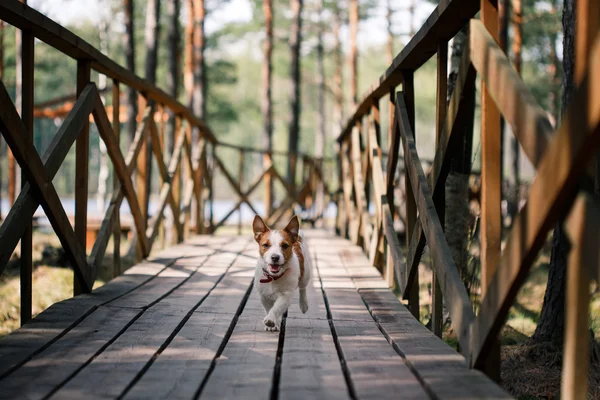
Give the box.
[336,0,600,395]
[0,0,333,326]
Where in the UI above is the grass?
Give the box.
[0,230,136,339]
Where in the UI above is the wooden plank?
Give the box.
[325,234,509,399]
[197,316,279,399]
[0,0,218,144]
[0,85,96,276]
[0,242,194,379]
[0,307,140,399]
[469,39,600,367]
[136,95,149,260]
[0,80,92,291]
[279,318,348,400]
[50,243,247,399]
[396,96,474,352]
[334,321,428,400]
[18,26,34,322]
[337,0,480,143]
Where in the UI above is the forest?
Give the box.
[0,0,599,398]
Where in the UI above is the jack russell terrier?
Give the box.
[252,215,311,331]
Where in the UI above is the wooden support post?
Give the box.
[112,80,121,276]
[385,88,398,288]
[172,117,182,242]
[74,59,91,296]
[18,26,34,322]
[402,73,419,320]
[196,137,206,234]
[432,42,447,339]
[158,105,166,246]
[136,94,149,260]
[238,150,244,235]
[479,0,502,382]
[209,144,215,232]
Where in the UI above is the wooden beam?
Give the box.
[405,44,476,297]
[0,84,96,276]
[0,80,92,291]
[74,59,91,295]
[396,94,474,353]
[92,93,150,258]
[469,44,600,367]
[112,80,121,276]
[18,25,34,323]
[88,107,151,272]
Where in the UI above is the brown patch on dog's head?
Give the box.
[278,230,294,262]
[282,215,300,243]
[253,215,272,257]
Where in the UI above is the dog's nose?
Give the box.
[271,254,280,263]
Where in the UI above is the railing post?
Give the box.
[136,94,149,260]
[479,0,502,382]
[385,88,398,289]
[172,116,182,242]
[402,72,419,320]
[18,23,34,320]
[238,149,244,235]
[74,59,91,296]
[431,42,448,339]
[112,80,122,275]
[264,152,273,219]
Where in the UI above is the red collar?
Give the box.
[260,267,287,283]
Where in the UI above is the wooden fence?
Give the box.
[336,0,600,395]
[0,0,332,328]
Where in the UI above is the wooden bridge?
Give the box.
[0,0,599,399]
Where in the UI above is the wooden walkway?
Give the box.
[0,231,508,400]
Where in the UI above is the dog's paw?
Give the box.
[263,315,279,332]
[299,300,309,314]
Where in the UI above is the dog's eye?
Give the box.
[262,243,270,248]
[281,243,289,250]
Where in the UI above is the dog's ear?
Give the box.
[252,215,269,242]
[283,215,300,243]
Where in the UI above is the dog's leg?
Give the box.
[261,296,274,314]
[299,287,309,314]
[263,292,292,332]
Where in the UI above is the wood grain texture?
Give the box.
[279,318,349,400]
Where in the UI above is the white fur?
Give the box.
[254,229,312,331]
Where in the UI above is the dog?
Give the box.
[252,214,311,331]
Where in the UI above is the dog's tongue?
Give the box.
[269,264,280,273]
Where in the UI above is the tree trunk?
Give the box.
[262,0,273,216]
[287,0,303,184]
[386,0,394,64]
[192,0,206,120]
[97,20,110,214]
[508,0,522,220]
[532,0,575,345]
[315,0,325,159]
[184,0,194,107]
[445,25,475,292]
[123,0,137,141]
[332,1,343,134]
[348,0,358,106]
[166,0,180,156]
[145,0,161,85]
[144,0,161,217]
